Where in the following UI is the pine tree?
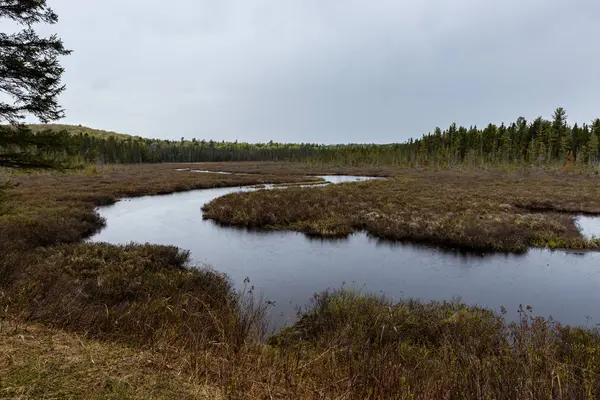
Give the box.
[590,119,600,163]
[0,0,71,169]
[552,107,568,161]
[537,140,547,165]
[588,132,599,165]
[527,139,536,164]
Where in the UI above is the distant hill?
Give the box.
[28,124,135,140]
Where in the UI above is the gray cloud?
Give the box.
[33,0,600,143]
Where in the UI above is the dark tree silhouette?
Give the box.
[0,0,71,169]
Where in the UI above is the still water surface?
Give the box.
[90,175,600,329]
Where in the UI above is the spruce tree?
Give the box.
[552,107,568,160]
[588,132,599,165]
[0,0,71,168]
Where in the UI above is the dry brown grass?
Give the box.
[2,243,243,350]
[167,161,398,177]
[0,319,223,399]
[269,289,600,399]
[3,163,600,398]
[0,163,312,251]
[203,168,600,252]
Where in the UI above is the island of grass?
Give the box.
[203,168,600,252]
[272,179,327,187]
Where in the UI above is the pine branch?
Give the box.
[0,0,58,25]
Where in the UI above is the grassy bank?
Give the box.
[3,163,600,398]
[2,243,241,349]
[0,163,311,251]
[203,168,600,252]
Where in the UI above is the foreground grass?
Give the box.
[3,163,600,398]
[0,320,222,399]
[203,168,600,252]
[3,287,600,399]
[272,289,600,399]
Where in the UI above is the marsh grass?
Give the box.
[203,169,600,252]
[268,289,600,399]
[170,161,398,177]
[2,243,245,349]
[0,320,223,399]
[0,163,311,395]
[4,163,600,398]
[272,179,327,187]
[0,163,312,251]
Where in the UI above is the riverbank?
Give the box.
[0,163,311,251]
[3,163,600,398]
[203,168,600,252]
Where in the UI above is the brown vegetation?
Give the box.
[271,289,600,399]
[3,243,241,350]
[3,163,600,398]
[0,320,222,399]
[0,163,311,251]
[203,168,600,252]
[175,160,399,177]
[0,163,309,397]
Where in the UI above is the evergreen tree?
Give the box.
[0,0,71,169]
[527,139,536,164]
[552,107,568,160]
[588,131,599,165]
[0,124,74,168]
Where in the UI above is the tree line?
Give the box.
[3,107,599,168]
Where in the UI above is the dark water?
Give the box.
[89,175,600,329]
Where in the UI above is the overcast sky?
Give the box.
[34,0,600,143]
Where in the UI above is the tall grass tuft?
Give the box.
[268,289,600,398]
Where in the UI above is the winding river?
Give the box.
[89,175,600,329]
